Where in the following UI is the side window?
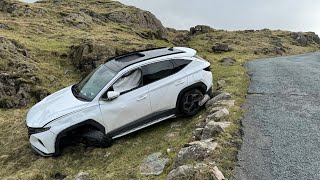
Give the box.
[112,69,142,94]
[142,61,175,85]
[171,59,192,72]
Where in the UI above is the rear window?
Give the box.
[171,59,192,72]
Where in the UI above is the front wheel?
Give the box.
[179,89,204,117]
[80,130,112,148]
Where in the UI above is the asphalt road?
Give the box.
[234,53,320,180]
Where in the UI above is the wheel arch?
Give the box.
[54,119,105,156]
[175,82,207,114]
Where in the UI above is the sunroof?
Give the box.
[115,53,145,62]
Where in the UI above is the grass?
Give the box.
[0,0,319,179]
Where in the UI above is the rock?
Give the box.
[211,166,226,180]
[173,33,191,46]
[212,44,233,53]
[167,164,194,180]
[193,128,204,141]
[167,163,211,180]
[166,148,171,154]
[175,139,217,166]
[206,108,229,123]
[140,152,169,176]
[190,25,211,35]
[62,12,93,29]
[69,43,116,74]
[201,123,223,140]
[305,32,320,44]
[291,33,308,46]
[195,121,206,129]
[201,121,231,140]
[74,172,89,180]
[107,9,166,36]
[207,106,224,115]
[0,23,12,30]
[205,92,232,109]
[217,80,226,89]
[254,47,286,56]
[219,57,236,66]
[48,75,56,82]
[213,100,235,108]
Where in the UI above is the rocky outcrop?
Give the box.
[0,0,47,17]
[0,37,47,108]
[190,25,212,35]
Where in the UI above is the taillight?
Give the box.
[204,66,211,71]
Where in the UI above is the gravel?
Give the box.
[234,53,320,180]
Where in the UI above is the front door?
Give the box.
[99,69,151,136]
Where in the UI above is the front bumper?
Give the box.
[28,128,57,156]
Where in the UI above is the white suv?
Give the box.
[26,47,213,156]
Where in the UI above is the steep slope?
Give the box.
[0,0,319,179]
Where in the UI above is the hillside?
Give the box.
[0,0,319,179]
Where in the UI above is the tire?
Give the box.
[80,130,112,148]
[179,89,204,117]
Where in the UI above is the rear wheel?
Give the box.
[179,89,204,116]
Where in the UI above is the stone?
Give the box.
[219,57,236,66]
[212,44,233,53]
[206,108,229,122]
[207,106,224,115]
[167,163,213,180]
[140,152,169,176]
[201,123,223,140]
[74,172,89,180]
[193,128,204,141]
[213,100,235,108]
[211,166,226,180]
[205,93,232,109]
[175,139,217,166]
[217,80,226,89]
[195,121,206,129]
[201,121,231,140]
[190,25,211,35]
[291,33,308,46]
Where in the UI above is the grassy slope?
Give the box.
[0,0,319,179]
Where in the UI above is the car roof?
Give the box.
[105,47,197,72]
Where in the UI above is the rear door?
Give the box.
[142,59,191,114]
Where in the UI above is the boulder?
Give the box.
[140,152,169,176]
[212,44,233,53]
[167,163,211,180]
[206,108,229,122]
[219,57,236,66]
[69,43,116,74]
[201,123,223,140]
[305,32,320,44]
[190,25,211,35]
[205,92,231,109]
[174,139,217,167]
[62,12,93,29]
[0,23,12,30]
[173,33,191,46]
[213,100,235,108]
[291,33,308,46]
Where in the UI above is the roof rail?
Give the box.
[105,47,168,62]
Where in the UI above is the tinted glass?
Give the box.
[171,59,191,72]
[142,61,175,85]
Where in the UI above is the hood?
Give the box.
[26,86,90,127]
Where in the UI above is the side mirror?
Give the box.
[107,91,120,100]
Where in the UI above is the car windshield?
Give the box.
[72,65,117,101]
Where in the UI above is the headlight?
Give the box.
[27,127,51,136]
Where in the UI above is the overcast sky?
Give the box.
[20,0,320,35]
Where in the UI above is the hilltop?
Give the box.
[0,0,319,179]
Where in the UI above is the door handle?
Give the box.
[137,95,147,101]
[175,80,185,86]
